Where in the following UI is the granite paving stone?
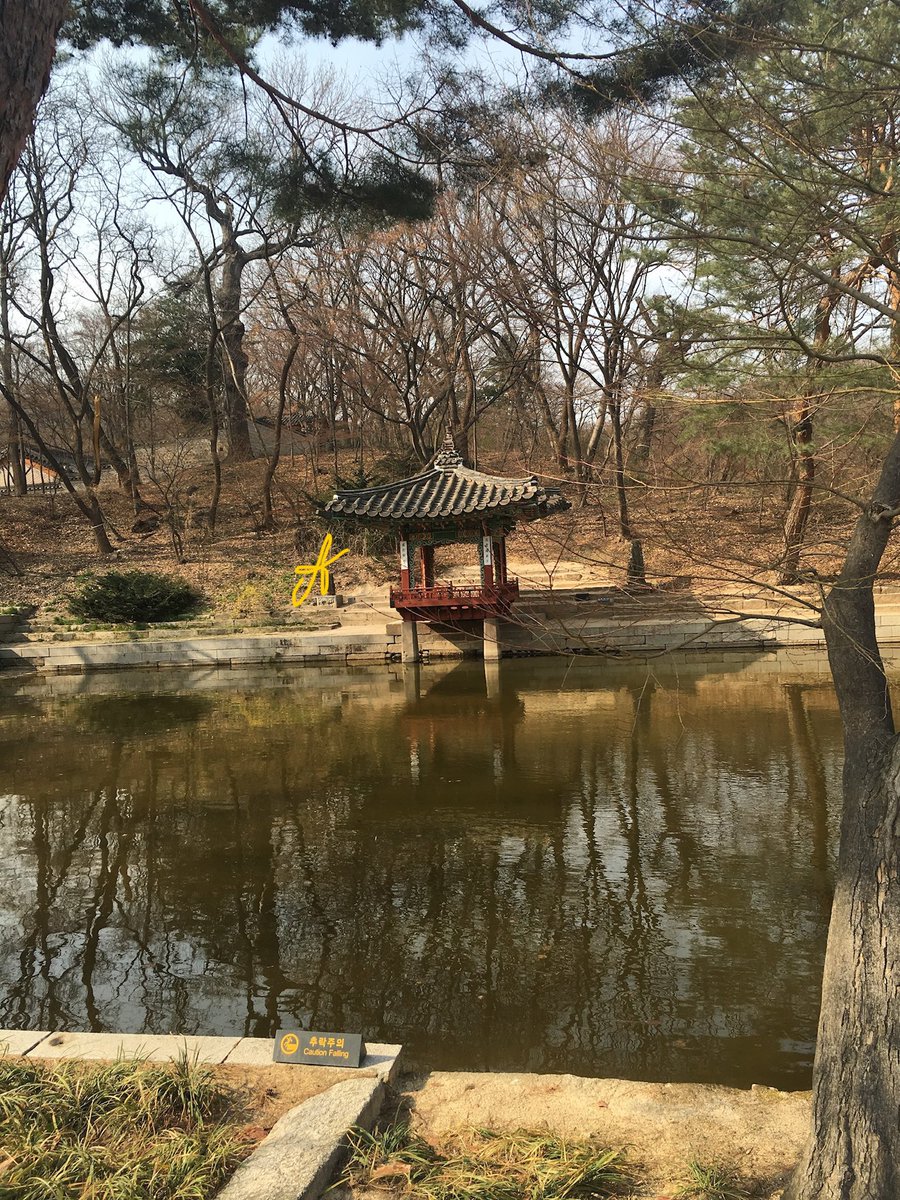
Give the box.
[224,1038,402,1082]
[0,1030,51,1055]
[34,1031,241,1063]
[214,1077,384,1200]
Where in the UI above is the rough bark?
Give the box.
[261,336,298,530]
[780,276,839,584]
[0,0,67,204]
[625,538,648,589]
[786,429,900,1199]
[610,394,633,540]
[217,245,252,458]
[97,422,142,509]
[3,401,26,494]
[889,268,900,435]
[0,222,26,494]
[785,740,900,1200]
[205,314,223,537]
[780,396,815,582]
[634,399,656,472]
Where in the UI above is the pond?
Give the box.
[0,649,855,1089]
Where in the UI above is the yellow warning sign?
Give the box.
[273,1028,366,1067]
[279,1032,299,1056]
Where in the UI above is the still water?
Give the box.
[0,651,850,1088]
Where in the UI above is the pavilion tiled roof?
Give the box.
[324,437,569,525]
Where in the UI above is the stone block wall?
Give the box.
[4,597,900,676]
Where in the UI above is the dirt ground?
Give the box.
[13,1054,809,1196]
[2,447,884,622]
[375,1070,811,1200]
[214,1061,341,1132]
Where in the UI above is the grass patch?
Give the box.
[677,1159,749,1199]
[339,1121,631,1199]
[0,1055,251,1200]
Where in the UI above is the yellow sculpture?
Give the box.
[292,533,350,607]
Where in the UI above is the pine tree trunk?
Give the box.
[781,277,838,583]
[784,739,900,1199]
[0,0,67,203]
[261,338,298,530]
[780,402,815,584]
[633,400,656,472]
[217,248,251,458]
[786,430,900,1199]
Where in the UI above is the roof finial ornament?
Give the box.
[433,428,463,470]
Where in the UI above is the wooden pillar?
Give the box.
[400,535,411,592]
[494,538,507,584]
[481,532,494,588]
[421,544,435,588]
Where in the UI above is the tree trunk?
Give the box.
[785,742,900,1200]
[4,401,26,494]
[203,317,223,537]
[780,395,815,583]
[0,246,26,495]
[565,387,583,479]
[583,398,608,469]
[83,486,115,554]
[610,395,634,540]
[886,273,900,434]
[0,0,67,204]
[626,538,648,589]
[786,429,900,1199]
[97,422,143,510]
[556,399,570,470]
[780,276,838,584]
[261,338,298,531]
[633,399,656,472]
[217,247,252,458]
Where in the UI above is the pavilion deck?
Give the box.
[390,579,520,620]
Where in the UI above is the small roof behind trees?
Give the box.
[324,434,569,531]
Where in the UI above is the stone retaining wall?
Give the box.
[4,602,900,675]
[0,628,405,674]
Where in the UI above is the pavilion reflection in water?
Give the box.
[400,659,525,784]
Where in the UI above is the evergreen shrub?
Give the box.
[69,571,201,624]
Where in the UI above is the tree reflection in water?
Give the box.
[0,652,849,1087]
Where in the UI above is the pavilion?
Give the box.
[324,435,569,662]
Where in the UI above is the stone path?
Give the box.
[1,1028,399,1077]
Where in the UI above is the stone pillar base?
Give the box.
[400,620,420,664]
[483,616,501,662]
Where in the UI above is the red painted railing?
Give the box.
[390,579,519,611]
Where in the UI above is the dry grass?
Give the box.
[676,1159,750,1199]
[0,1055,252,1200]
[339,1122,632,1200]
